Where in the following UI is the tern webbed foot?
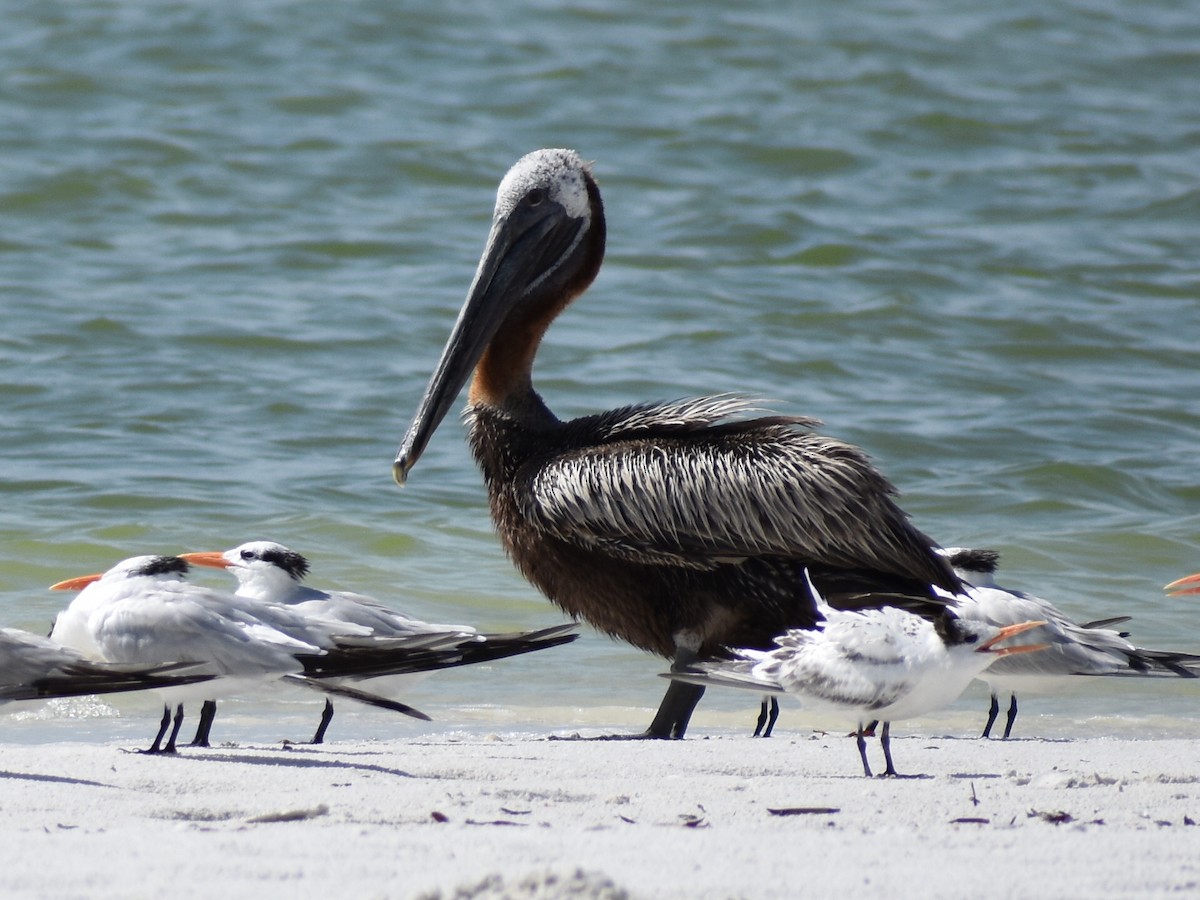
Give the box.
[161,703,186,754]
[189,700,217,748]
[879,722,896,777]
[753,699,769,737]
[753,697,780,738]
[308,699,335,745]
[1002,694,1018,739]
[873,722,931,778]
[137,704,174,754]
[855,726,872,777]
[982,692,1000,739]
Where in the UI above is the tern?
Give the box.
[670,572,1048,776]
[945,548,1200,738]
[49,555,464,753]
[759,548,1200,740]
[180,540,578,744]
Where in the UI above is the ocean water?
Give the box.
[3,0,1200,743]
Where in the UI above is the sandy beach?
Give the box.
[2,718,1197,899]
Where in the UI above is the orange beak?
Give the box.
[1164,573,1200,596]
[978,619,1050,658]
[178,551,230,570]
[49,572,104,591]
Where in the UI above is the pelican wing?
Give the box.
[527,414,952,587]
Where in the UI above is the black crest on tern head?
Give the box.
[136,556,191,578]
[946,548,1000,575]
[239,544,310,581]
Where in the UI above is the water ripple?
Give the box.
[2,0,1199,732]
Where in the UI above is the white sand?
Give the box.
[1,723,1197,899]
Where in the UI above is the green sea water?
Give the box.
[3,0,1200,742]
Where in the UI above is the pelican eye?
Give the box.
[526,188,546,207]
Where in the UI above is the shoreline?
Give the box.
[1,728,1197,898]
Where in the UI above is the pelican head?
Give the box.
[393,149,605,485]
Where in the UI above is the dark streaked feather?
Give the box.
[517,401,956,589]
[470,397,957,660]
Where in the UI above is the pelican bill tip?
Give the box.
[391,457,410,487]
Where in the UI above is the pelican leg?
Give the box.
[981,692,1000,739]
[552,679,705,742]
[880,721,898,777]
[140,704,172,754]
[1002,694,1018,739]
[568,646,705,741]
[643,643,705,739]
[646,680,705,739]
[309,699,335,745]
[189,700,217,747]
[855,725,873,777]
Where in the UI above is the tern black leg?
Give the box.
[141,704,172,754]
[753,698,769,737]
[190,700,217,747]
[753,696,779,737]
[760,696,779,738]
[646,680,705,739]
[309,699,335,745]
[162,703,185,754]
[855,725,872,777]
[880,721,898,777]
[1002,694,1018,739]
[982,692,1000,739]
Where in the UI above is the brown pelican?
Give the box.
[394,149,962,739]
